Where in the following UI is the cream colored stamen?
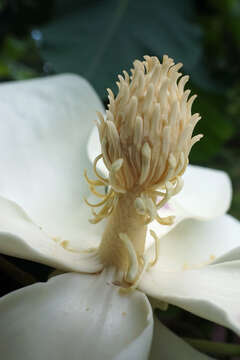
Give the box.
[85,55,202,286]
[149,230,161,267]
[93,154,109,186]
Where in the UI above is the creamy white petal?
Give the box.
[213,246,240,264]
[0,271,153,360]
[148,165,232,244]
[0,75,104,246]
[88,126,106,175]
[172,165,232,220]
[0,196,102,272]
[147,215,240,271]
[139,260,240,335]
[150,316,214,360]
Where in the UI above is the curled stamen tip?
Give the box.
[89,218,97,224]
[83,197,89,205]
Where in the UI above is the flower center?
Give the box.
[85,55,202,286]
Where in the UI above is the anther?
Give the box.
[139,142,151,185]
[119,233,139,283]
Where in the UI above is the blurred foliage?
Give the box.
[198,0,240,83]
[197,0,240,220]
[0,0,54,80]
[0,35,40,80]
[40,0,207,96]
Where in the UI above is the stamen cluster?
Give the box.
[86,55,202,226]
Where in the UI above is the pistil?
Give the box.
[98,191,147,275]
[85,55,202,286]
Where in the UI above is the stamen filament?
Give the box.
[93,154,109,186]
[84,169,105,187]
[149,230,160,267]
[84,189,113,208]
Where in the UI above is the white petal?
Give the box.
[213,246,240,264]
[0,195,102,272]
[148,165,232,244]
[0,271,153,360]
[0,75,104,244]
[148,215,240,272]
[172,165,232,220]
[139,261,240,335]
[88,126,107,175]
[150,316,214,360]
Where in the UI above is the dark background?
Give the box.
[0,0,239,358]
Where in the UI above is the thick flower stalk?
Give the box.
[85,55,202,284]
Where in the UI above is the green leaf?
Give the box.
[190,87,234,163]
[7,62,38,80]
[184,337,240,357]
[40,0,216,98]
[2,36,29,61]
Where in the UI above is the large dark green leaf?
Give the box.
[40,0,235,162]
[40,0,214,98]
[190,87,234,163]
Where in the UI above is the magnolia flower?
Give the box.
[0,57,239,360]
